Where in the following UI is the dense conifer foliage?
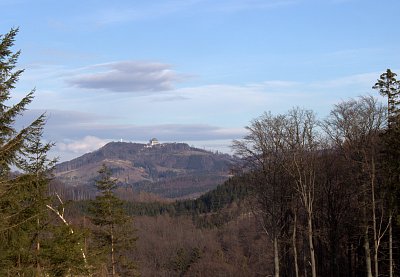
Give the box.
[88,165,138,276]
[0,28,138,276]
[0,28,51,275]
[0,28,89,275]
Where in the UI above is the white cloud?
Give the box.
[57,136,111,154]
[18,69,389,160]
[35,70,389,161]
[49,125,245,161]
[309,72,379,89]
[16,109,113,130]
[67,61,182,93]
[150,95,189,102]
[48,122,246,142]
[247,80,301,91]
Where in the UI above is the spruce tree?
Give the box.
[0,28,54,275]
[89,165,138,276]
[373,69,400,208]
[373,69,400,128]
[374,69,400,277]
[0,28,88,276]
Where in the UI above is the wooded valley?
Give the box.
[1,28,400,277]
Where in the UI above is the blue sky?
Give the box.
[2,0,399,161]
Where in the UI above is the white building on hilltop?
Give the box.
[148,138,160,146]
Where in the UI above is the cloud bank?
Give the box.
[68,61,181,93]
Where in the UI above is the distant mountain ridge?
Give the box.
[54,141,236,199]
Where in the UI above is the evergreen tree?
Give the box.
[0,27,88,276]
[373,69,400,128]
[17,112,58,274]
[41,222,88,276]
[89,165,138,276]
[374,69,400,277]
[373,69,400,204]
[373,71,400,202]
[0,28,54,275]
[0,28,35,175]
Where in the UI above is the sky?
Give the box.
[1,0,399,161]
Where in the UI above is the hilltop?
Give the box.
[54,141,236,199]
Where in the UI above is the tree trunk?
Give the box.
[364,225,373,277]
[371,157,379,277]
[273,236,280,277]
[111,224,116,277]
[293,213,299,277]
[363,179,373,277]
[46,197,87,267]
[373,246,378,277]
[303,246,307,277]
[36,217,41,275]
[389,215,393,277]
[347,243,353,277]
[362,159,373,277]
[84,216,88,256]
[18,253,21,276]
[35,171,42,276]
[308,215,317,277]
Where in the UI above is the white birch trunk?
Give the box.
[308,215,317,277]
[273,237,279,277]
[46,193,88,268]
[293,213,299,277]
[364,224,373,277]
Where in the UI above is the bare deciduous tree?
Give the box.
[282,107,320,277]
[233,112,292,277]
[323,96,387,277]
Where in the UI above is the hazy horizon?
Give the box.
[3,0,399,161]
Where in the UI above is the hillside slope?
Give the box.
[54,142,236,198]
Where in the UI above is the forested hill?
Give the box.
[54,141,236,199]
[68,175,250,228]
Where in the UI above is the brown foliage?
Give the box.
[132,210,272,276]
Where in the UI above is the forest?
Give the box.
[1,28,400,277]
